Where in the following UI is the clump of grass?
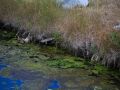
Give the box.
[46,56,88,69]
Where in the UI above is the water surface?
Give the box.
[0,64,23,90]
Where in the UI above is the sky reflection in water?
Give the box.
[0,64,23,90]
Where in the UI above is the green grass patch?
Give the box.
[46,56,88,69]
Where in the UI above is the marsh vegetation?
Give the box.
[0,0,120,89]
[0,0,120,69]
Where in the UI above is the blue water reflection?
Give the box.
[0,64,23,90]
[0,64,7,70]
[0,76,23,90]
[48,80,61,90]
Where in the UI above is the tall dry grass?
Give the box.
[0,0,62,32]
[0,0,120,68]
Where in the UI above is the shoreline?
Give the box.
[0,20,120,70]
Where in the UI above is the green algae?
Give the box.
[46,56,87,69]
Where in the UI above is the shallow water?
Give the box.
[0,64,23,90]
[0,30,120,90]
[0,64,7,70]
[0,47,119,90]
